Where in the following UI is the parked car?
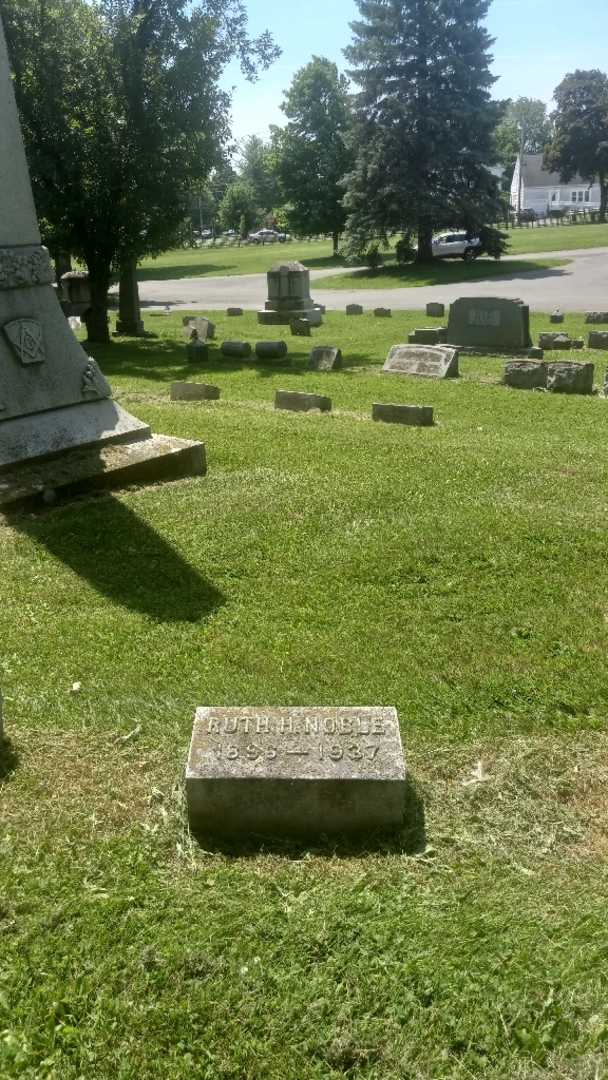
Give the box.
[515,208,537,223]
[431,232,482,261]
[248,228,289,244]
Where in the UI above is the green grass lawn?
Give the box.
[137,222,608,285]
[3,310,608,1078]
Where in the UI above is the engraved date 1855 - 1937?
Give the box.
[204,742,381,764]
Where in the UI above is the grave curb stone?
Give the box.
[504,361,548,390]
[538,332,584,351]
[546,361,595,395]
[185,705,407,836]
[275,389,332,413]
[588,331,608,349]
[372,403,434,426]
[221,340,252,359]
[585,312,608,325]
[171,382,220,402]
[255,341,288,360]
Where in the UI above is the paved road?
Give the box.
[137,246,608,313]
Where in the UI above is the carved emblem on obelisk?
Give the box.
[3,317,45,364]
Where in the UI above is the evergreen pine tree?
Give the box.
[344,0,504,261]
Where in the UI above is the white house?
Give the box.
[511,153,602,215]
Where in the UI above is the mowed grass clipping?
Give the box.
[2,309,608,1079]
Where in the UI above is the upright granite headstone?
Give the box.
[308,346,342,372]
[383,344,459,379]
[447,297,532,351]
[186,706,407,836]
[258,262,322,326]
[426,302,445,318]
[408,328,447,345]
[0,16,204,505]
[588,331,608,349]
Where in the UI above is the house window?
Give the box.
[572,191,577,202]
[585,190,590,202]
[551,191,558,202]
[578,190,584,202]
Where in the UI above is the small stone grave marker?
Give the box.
[226,307,243,316]
[186,333,208,362]
[374,307,391,318]
[588,331,608,349]
[171,382,220,402]
[186,706,407,836]
[585,312,608,324]
[372,403,434,426]
[426,302,445,317]
[408,327,447,346]
[290,318,311,336]
[383,344,459,379]
[547,361,594,395]
[538,332,584,351]
[346,304,363,316]
[255,341,288,360]
[504,361,547,390]
[275,390,331,413]
[308,346,342,372]
[447,297,531,351]
[183,317,215,341]
[550,310,564,324]
[221,340,252,358]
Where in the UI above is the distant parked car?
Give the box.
[515,208,537,223]
[431,232,482,261]
[248,228,290,244]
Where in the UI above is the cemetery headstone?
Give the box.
[185,331,208,362]
[227,307,244,316]
[504,361,547,390]
[275,390,331,413]
[447,297,532,351]
[550,310,564,324]
[255,341,288,360]
[290,318,311,337]
[183,317,215,342]
[588,331,608,349]
[186,706,407,836]
[171,383,220,402]
[346,304,363,316]
[221,341,252,358]
[0,15,204,505]
[374,307,391,318]
[308,347,342,372]
[408,328,448,346]
[426,302,445,317]
[585,312,608,324]
[538,332,584,350]
[546,361,594,395]
[372,403,434,426]
[258,261,321,325]
[383,344,459,380]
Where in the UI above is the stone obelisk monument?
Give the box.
[0,17,204,505]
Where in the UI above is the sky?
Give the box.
[222,0,608,149]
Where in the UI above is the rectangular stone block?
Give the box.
[588,331,608,349]
[374,307,391,317]
[447,297,531,350]
[408,328,447,345]
[504,361,547,390]
[585,312,608,324]
[546,361,594,395]
[346,304,363,315]
[186,706,407,836]
[171,382,220,401]
[372,403,434,426]
[275,390,331,413]
[383,344,459,379]
[308,346,342,372]
[426,302,445,317]
[538,332,584,350]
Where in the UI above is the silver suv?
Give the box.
[431,232,482,261]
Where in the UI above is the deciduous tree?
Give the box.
[545,70,608,223]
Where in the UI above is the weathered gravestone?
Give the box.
[346,304,363,316]
[585,312,608,324]
[226,307,243,317]
[588,331,608,349]
[255,341,288,361]
[0,17,204,506]
[290,318,311,337]
[221,341,252,359]
[546,361,594,395]
[308,346,342,372]
[538,332,584,351]
[504,361,547,390]
[408,328,447,345]
[550,310,564,324]
[275,390,331,413]
[374,307,391,318]
[183,317,215,342]
[258,262,322,326]
[171,382,220,402]
[447,297,532,351]
[185,331,208,362]
[426,302,445,318]
[372,403,434,426]
[186,706,407,836]
[383,344,459,379]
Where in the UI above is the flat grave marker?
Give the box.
[383,344,459,379]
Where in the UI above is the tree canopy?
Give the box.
[495,97,553,181]
[342,0,504,261]
[545,69,608,222]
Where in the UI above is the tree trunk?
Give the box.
[416,221,434,262]
[83,264,111,344]
[53,250,72,283]
[332,231,340,257]
[116,258,145,336]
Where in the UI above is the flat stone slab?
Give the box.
[255,340,288,360]
[186,706,407,836]
[275,390,331,413]
[0,433,205,508]
[372,403,434,426]
[588,331,608,349]
[221,340,252,358]
[504,361,547,390]
[426,302,445,317]
[171,382,220,401]
[447,297,531,351]
[308,346,342,372]
[585,312,608,324]
[547,361,594,395]
[383,344,459,379]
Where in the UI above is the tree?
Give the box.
[495,97,552,182]
[3,0,279,341]
[545,70,608,223]
[343,0,504,262]
[270,57,354,255]
[238,135,280,214]
[218,180,257,235]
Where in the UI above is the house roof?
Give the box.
[521,153,590,189]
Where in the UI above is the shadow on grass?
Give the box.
[324,258,568,289]
[137,262,239,282]
[190,776,426,859]
[0,737,19,784]
[10,496,225,624]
